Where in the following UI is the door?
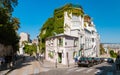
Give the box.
[58,53,62,63]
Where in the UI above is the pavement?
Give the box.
[0,56,76,75]
[1,56,120,75]
[38,59,76,69]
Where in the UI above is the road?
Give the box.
[4,56,119,75]
[39,62,116,75]
[0,56,41,75]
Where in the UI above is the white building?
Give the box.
[45,4,100,65]
[46,34,78,65]
[19,32,30,55]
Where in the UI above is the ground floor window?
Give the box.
[48,51,54,59]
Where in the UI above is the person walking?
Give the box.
[115,55,120,71]
[74,56,78,65]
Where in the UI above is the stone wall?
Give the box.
[0,44,13,57]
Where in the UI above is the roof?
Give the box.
[46,33,78,40]
[84,28,91,33]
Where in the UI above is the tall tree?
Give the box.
[0,0,18,12]
[100,44,105,55]
[0,0,20,57]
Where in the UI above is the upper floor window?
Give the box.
[92,38,94,42]
[58,38,63,46]
[74,39,78,47]
[72,15,79,21]
[65,42,67,45]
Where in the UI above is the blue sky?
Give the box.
[13,0,120,43]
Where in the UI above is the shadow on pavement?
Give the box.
[95,62,115,75]
[0,55,36,75]
[5,63,31,75]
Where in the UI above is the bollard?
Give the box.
[56,59,57,68]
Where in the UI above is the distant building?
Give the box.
[32,39,38,45]
[45,4,100,65]
[102,43,120,54]
[19,32,31,55]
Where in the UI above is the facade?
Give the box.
[19,32,30,55]
[46,34,78,65]
[32,39,38,45]
[45,4,100,65]
[103,43,120,54]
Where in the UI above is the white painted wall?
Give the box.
[45,35,78,65]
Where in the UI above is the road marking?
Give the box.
[107,72,113,75]
[94,70,103,74]
[85,69,93,73]
[75,68,86,72]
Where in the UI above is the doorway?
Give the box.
[58,53,62,63]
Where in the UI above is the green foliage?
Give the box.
[0,0,20,56]
[0,0,18,12]
[54,3,84,18]
[39,17,64,52]
[100,44,106,55]
[48,51,54,59]
[39,3,84,53]
[109,50,117,58]
[23,44,37,56]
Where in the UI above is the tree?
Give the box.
[109,50,117,58]
[23,44,37,56]
[11,17,20,30]
[0,0,20,57]
[0,0,18,12]
[100,44,105,55]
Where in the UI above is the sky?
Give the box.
[13,0,120,43]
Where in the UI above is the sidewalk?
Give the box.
[38,59,77,69]
[0,57,24,75]
[0,56,41,75]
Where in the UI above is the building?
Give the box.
[19,32,30,55]
[32,39,38,45]
[45,4,100,65]
[102,43,120,54]
[46,34,78,65]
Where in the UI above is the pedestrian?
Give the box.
[74,56,78,65]
[41,54,44,63]
[115,55,120,71]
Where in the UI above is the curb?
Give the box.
[38,59,76,69]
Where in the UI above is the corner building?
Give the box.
[45,4,100,65]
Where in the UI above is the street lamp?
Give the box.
[37,36,40,54]
[54,51,58,68]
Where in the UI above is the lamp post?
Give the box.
[67,52,69,67]
[37,36,40,53]
[55,51,58,68]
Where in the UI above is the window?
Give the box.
[74,40,77,47]
[58,38,63,46]
[48,51,54,59]
[92,38,94,42]
[65,42,67,45]
[72,15,79,21]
